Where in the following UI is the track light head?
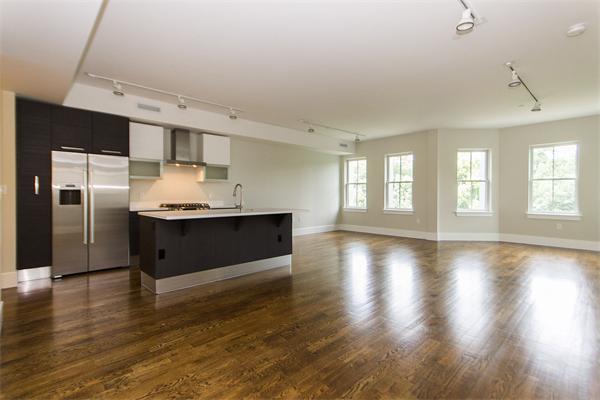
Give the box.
[456,8,475,33]
[228,109,238,120]
[508,70,522,88]
[112,80,124,96]
[354,135,361,143]
[531,102,542,112]
[177,96,187,110]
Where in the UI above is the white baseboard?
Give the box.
[499,233,600,252]
[337,224,436,241]
[1,271,17,289]
[437,232,500,241]
[294,224,337,236]
[333,224,598,251]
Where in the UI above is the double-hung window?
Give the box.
[456,150,490,212]
[529,143,579,216]
[384,153,413,211]
[344,158,367,210]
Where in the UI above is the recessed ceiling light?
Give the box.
[566,23,587,37]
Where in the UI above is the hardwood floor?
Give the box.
[1,231,599,399]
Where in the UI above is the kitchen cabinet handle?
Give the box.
[61,146,85,152]
[89,170,95,244]
[101,150,122,155]
[34,176,39,195]
[82,170,88,244]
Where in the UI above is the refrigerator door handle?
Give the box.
[89,168,95,244]
[82,169,88,244]
[34,175,39,195]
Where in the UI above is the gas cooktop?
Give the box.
[159,203,211,211]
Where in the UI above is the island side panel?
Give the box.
[140,213,293,280]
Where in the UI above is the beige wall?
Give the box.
[338,130,438,235]
[437,129,500,236]
[1,91,17,289]
[499,115,599,242]
[338,117,599,248]
[131,137,340,230]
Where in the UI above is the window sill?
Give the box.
[343,208,367,213]
[526,212,582,221]
[383,209,414,215]
[455,211,494,217]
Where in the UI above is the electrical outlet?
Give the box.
[556,223,563,230]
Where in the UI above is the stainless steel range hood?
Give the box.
[165,129,207,167]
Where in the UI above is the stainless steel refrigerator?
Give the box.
[52,151,130,277]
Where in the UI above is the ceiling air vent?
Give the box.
[137,103,161,113]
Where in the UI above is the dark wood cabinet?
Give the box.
[129,212,140,256]
[16,98,53,269]
[51,105,92,152]
[92,112,129,156]
[16,99,130,270]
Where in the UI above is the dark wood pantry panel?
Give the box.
[92,112,129,156]
[16,98,53,269]
[51,105,92,152]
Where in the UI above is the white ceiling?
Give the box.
[3,1,599,140]
[0,0,103,103]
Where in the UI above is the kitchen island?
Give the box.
[137,208,294,294]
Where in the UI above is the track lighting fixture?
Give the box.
[508,70,521,88]
[300,119,366,141]
[177,96,187,110]
[456,8,475,32]
[354,135,360,143]
[455,0,480,33]
[504,62,542,113]
[86,72,243,116]
[531,102,542,112]
[112,80,124,96]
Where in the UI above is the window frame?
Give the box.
[527,141,580,218]
[383,152,414,213]
[344,157,368,211]
[455,148,492,214]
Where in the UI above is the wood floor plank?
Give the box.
[1,231,599,399]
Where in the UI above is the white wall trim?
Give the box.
[1,271,17,289]
[499,233,600,252]
[331,224,599,251]
[293,225,338,236]
[337,224,436,241]
[437,232,500,241]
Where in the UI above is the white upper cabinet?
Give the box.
[200,134,230,166]
[129,122,164,160]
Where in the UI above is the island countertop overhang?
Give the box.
[138,208,304,220]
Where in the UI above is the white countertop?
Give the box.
[138,208,304,220]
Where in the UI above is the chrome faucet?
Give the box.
[233,183,243,209]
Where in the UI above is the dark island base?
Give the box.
[139,213,293,293]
